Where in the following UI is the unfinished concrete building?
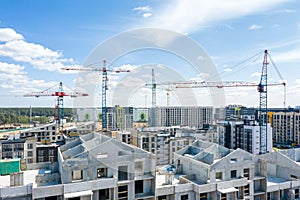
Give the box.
[131,128,194,166]
[0,132,156,200]
[59,133,156,200]
[20,123,64,143]
[156,140,300,200]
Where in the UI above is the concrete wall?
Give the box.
[26,162,58,172]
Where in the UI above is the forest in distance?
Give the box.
[0,107,75,125]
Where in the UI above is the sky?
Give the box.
[0,0,300,108]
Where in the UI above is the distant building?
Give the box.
[150,106,213,128]
[0,136,37,164]
[115,130,131,144]
[218,117,272,154]
[131,128,194,166]
[36,143,58,163]
[64,121,96,136]
[77,106,134,130]
[225,104,256,120]
[272,111,300,146]
[20,123,64,143]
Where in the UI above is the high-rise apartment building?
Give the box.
[218,117,272,154]
[272,111,300,146]
[150,106,213,128]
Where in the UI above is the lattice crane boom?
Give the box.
[62,60,130,130]
[173,81,285,88]
[169,50,285,154]
[24,82,88,129]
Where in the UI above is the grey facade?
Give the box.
[156,140,300,200]
[150,106,213,128]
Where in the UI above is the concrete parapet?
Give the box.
[33,184,63,199]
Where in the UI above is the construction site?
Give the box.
[1,49,300,200]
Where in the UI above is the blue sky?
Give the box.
[0,0,300,108]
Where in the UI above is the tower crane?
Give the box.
[145,68,157,127]
[24,82,88,129]
[62,60,130,130]
[172,50,285,154]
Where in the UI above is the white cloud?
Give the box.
[0,28,24,42]
[0,27,78,72]
[132,6,152,12]
[251,72,261,77]
[0,61,58,93]
[249,24,263,30]
[143,13,152,18]
[113,64,139,72]
[273,8,295,13]
[145,0,291,33]
[224,68,232,72]
[273,46,300,62]
[0,62,25,74]
[133,6,153,18]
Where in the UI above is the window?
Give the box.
[151,137,155,142]
[230,158,237,163]
[181,194,188,200]
[38,156,44,163]
[295,189,300,198]
[244,184,250,195]
[118,166,128,181]
[27,144,33,149]
[216,172,222,180]
[27,151,33,157]
[72,170,83,181]
[244,168,249,178]
[27,158,33,164]
[291,174,298,180]
[49,156,54,162]
[158,196,167,200]
[49,149,54,156]
[38,150,44,156]
[221,193,226,200]
[97,168,107,178]
[118,185,128,200]
[200,193,207,200]
[135,180,143,194]
[231,170,237,178]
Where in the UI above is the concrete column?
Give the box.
[92,190,98,200]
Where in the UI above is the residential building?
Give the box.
[20,123,64,143]
[218,118,272,154]
[58,133,156,200]
[156,140,300,200]
[0,136,37,164]
[150,106,213,128]
[0,132,156,200]
[77,106,134,130]
[115,130,131,144]
[36,143,58,163]
[225,104,256,120]
[131,128,194,166]
[65,121,96,136]
[3,135,300,199]
[272,111,300,146]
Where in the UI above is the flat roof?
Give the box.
[0,169,39,188]
[267,176,289,185]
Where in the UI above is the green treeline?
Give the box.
[0,107,75,124]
